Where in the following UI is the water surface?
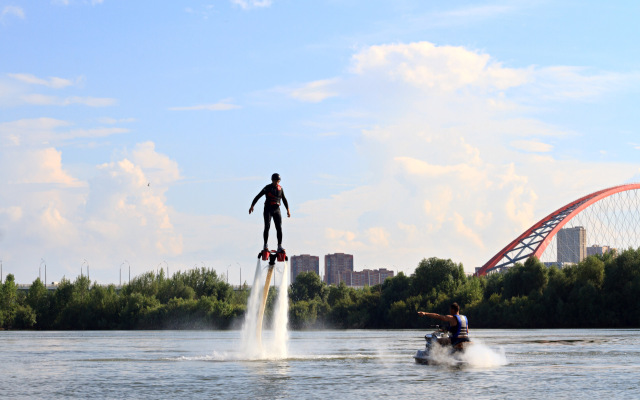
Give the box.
[1,329,639,399]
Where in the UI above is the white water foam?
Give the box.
[239,257,289,360]
[426,340,508,368]
[460,340,508,368]
[271,259,289,358]
[240,258,265,358]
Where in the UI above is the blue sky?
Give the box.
[1,0,640,284]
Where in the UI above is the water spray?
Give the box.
[241,249,289,359]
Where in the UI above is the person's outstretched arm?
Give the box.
[249,188,266,214]
[417,311,457,325]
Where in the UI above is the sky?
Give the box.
[1,0,640,285]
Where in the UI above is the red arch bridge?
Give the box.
[475,183,640,276]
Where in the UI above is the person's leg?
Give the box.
[263,208,272,248]
[273,208,283,247]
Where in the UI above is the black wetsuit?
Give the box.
[251,183,289,248]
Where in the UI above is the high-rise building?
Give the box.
[290,254,320,282]
[586,245,616,257]
[557,226,586,264]
[324,253,354,285]
[341,268,394,287]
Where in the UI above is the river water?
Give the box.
[1,329,639,399]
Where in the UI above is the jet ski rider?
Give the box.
[249,173,290,252]
[418,302,470,349]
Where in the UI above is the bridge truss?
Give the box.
[476,183,640,276]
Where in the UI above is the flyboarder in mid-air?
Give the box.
[249,173,290,253]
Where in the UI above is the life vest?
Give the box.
[265,184,282,206]
[448,315,469,339]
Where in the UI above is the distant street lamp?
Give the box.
[120,260,130,287]
[82,259,89,280]
[39,258,47,283]
[157,260,168,278]
[237,262,242,287]
[41,258,47,287]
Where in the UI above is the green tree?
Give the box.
[290,272,324,302]
[289,300,319,329]
[1,274,18,328]
[453,277,484,308]
[411,257,465,298]
[577,256,605,289]
[503,257,548,298]
[380,272,411,310]
[14,305,36,329]
[603,248,640,325]
[26,278,51,329]
[87,284,122,329]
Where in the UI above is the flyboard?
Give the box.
[255,248,288,342]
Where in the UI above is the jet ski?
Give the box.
[413,325,471,365]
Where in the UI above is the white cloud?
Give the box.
[350,41,531,92]
[532,66,633,101]
[474,211,493,227]
[51,0,103,5]
[281,41,640,272]
[423,185,453,227]
[289,79,339,103]
[326,227,357,243]
[505,185,538,230]
[20,94,117,107]
[395,156,486,182]
[231,0,272,10]
[3,39,638,282]
[0,74,115,109]
[0,117,69,146]
[0,140,186,282]
[0,206,23,222]
[347,41,639,105]
[0,117,128,147]
[185,4,216,19]
[130,141,181,185]
[8,73,77,89]
[169,101,241,111]
[97,117,136,124]
[366,227,390,247]
[0,147,83,187]
[1,6,25,20]
[511,140,553,153]
[453,212,484,249]
[438,4,515,20]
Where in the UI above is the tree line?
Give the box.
[1,248,639,330]
[0,268,249,330]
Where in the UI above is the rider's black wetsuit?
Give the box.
[251,183,289,248]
